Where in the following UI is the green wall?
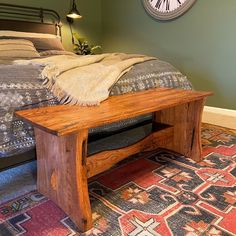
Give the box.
[0,0,102,50]
[101,0,236,110]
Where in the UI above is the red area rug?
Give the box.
[0,124,235,236]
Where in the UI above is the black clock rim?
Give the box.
[142,0,197,21]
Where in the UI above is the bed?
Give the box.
[0,3,193,171]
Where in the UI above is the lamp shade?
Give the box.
[67,0,82,19]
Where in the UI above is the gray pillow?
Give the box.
[26,37,65,52]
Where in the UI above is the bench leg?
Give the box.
[153,99,206,162]
[34,128,92,232]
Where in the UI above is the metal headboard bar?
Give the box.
[0,3,62,36]
[0,3,61,23]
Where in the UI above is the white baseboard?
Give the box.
[202,106,236,129]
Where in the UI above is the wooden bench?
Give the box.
[16,88,212,232]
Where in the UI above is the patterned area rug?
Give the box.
[0,124,235,236]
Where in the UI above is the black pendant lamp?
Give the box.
[67,0,82,20]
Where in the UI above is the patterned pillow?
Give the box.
[0,39,40,58]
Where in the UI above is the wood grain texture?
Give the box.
[35,128,92,232]
[16,88,213,136]
[87,126,173,178]
[153,99,206,162]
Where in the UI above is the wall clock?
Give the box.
[142,0,197,21]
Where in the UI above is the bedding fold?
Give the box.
[15,53,155,106]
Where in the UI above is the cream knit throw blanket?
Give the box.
[15,53,154,106]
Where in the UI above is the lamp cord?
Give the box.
[69,22,75,44]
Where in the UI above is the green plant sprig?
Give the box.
[73,33,102,55]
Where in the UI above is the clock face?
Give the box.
[142,0,197,20]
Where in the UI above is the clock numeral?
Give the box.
[166,0,170,11]
[155,0,170,11]
[155,0,163,9]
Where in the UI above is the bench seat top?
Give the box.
[15,88,212,136]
